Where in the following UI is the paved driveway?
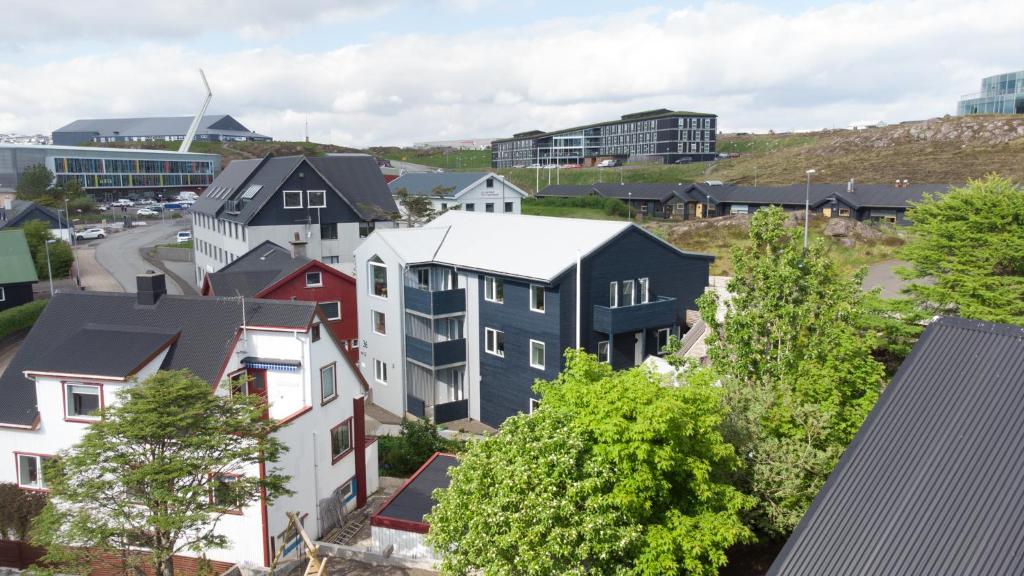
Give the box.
[95,221,189,294]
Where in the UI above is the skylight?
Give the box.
[241,184,263,200]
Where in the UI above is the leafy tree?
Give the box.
[900,174,1024,324]
[427,350,752,575]
[394,188,436,225]
[378,418,462,477]
[699,206,884,535]
[16,164,54,200]
[22,220,73,280]
[0,483,47,540]
[31,370,290,576]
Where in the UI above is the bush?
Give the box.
[22,221,73,279]
[378,419,464,477]
[0,300,47,340]
[525,195,629,216]
[0,482,47,540]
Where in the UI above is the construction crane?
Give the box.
[268,512,328,576]
[179,68,212,153]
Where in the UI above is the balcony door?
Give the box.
[634,332,643,366]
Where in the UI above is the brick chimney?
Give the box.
[290,231,307,259]
[137,271,167,305]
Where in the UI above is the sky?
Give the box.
[0,0,1022,147]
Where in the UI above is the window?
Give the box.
[0,287,4,301]
[529,398,541,414]
[16,453,49,489]
[598,341,610,363]
[65,383,101,420]
[623,280,635,306]
[319,301,341,320]
[439,268,455,290]
[416,268,430,291]
[484,276,504,303]
[350,339,359,349]
[504,201,513,213]
[311,323,321,342]
[373,310,386,335]
[484,327,505,357]
[369,261,388,298]
[657,328,671,353]
[638,277,649,304]
[485,203,494,213]
[330,420,352,462]
[838,208,851,217]
[305,271,323,287]
[211,473,242,512]
[486,177,494,188]
[283,190,303,209]
[441,203,448,211]
[529,285,545,312]
[465,203,475,211]
[530,340,545,370]
[320,222,338,240]
[609,281,619,308]
[307,190,326,208]
[322,255,340,264]
[359,221,375,238]
[374,359,388,384]
[321,363,337,403]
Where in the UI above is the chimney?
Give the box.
[847,178,854,193]
[137,271,167,305]
[902,178,909,187]
[289,231,307,259]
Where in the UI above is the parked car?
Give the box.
[76,228,105,240]
[137,208,159,216]
[96,204,110,212]
[113,199,134,207]
[175,231,193,243]
[528,163,543,168]
[674,157,694,164]
[561,163,582,169]
[597,159,620,168]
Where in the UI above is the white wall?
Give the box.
[371,526,436,561]
[462,271,482,421]
[457,176,525,214]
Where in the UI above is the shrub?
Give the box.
[22,221,73,279]
[0,300,47,340]
[525,195,629,216]
[378,419,464,477]
[0,482,48,540]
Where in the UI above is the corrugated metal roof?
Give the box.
[53,115,269,139]
[0,229,38,284]
[769,316,1024,576]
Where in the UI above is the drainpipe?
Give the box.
[575,250,581,349]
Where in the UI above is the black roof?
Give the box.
[375,453,458,525]
[536,184,596,198]
[0,290,316,427]
[0,200,62,229]
[769,316,1024,576]
[686,182,949,210]
[193,154,398,223]
[205,240,309,297]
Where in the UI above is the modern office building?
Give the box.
[0,144,220,197]
[492,109,717,168]
[957,70,1024,115]
[53,115,271,145]
[354,211,713,427]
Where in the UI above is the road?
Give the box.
[95,220,190,295]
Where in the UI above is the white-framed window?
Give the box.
[638,277,649,304]
[529,398,541,414]
[0,286,5,301]
[369,261,388,298]
[305,271,322,287]
[609,281,619,308]
[416,268,430,291]
[320,363,337,403]
[283,190,303,209]
[484,327,505,357]
[374,359,388,384]
[529,340,545,370]
[65,383,101,421]
[319,301,341,320]
[623,280,635,306]
[657,328,671,353]
[307,190,326,208]
[529,285,545,313]
[484,276,504,303]
[372,310,386,335]
[598,341,610,363]
[16,453,50,489]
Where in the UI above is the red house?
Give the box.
[201,240,359,363]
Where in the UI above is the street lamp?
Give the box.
[44,239,56,296]
[804,169,816,249]
[627,191,633,220]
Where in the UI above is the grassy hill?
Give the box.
[88,140,363,164]
[372,146,492,170]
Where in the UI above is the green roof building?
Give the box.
[0,229,38,311]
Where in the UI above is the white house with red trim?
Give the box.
[0,272,378,569]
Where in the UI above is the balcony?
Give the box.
[593,296,678,335]
[404,286,466,316]
[406,335,466,367]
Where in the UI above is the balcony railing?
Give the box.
[593,296,678,335]
[404,286,466,316]
[406,335,466,367]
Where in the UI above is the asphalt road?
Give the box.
[95,220,190,295]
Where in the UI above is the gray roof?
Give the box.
[25,325,180,379]
[53,114,269,140]
[205,240,310,297]
[0,290,316,427]
[536,184,596,198]
[388,172,491,198]
[193,154,398,223]
[769,316,1024,576]
[688,182,950,210]
[0,200,62,229]
[374,453,457,525]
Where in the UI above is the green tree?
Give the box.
[21,220,73,280]
[378,418,462,477]
[900,174,1024,324]
[16,164,54,200]
[427,350,752,575]
[699,206,884,535]
[0,483,47,541]
[394,188,436,225]
[31,370,290,576]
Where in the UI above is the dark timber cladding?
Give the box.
[769,316,1024,576]
[371,453,458,533]
[492,108,717,167]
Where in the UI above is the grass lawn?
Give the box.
[521,204,628,221]
[375,147,492,170]
[495,162,712,194]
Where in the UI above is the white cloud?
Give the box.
[1,0,1022,146]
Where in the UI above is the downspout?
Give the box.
[575,250,581,349]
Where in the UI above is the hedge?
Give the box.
[0,300,48,340]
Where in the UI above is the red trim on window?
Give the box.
[14,451,54,492]
[208,472,244,515]
[61,380,105,424]
[330,417,354,464]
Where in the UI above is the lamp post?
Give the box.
[61,201,82,287]
[627,192,632,220]
[804,169,816,249]
[44,239,56,296]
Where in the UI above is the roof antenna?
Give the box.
[180,69,212,153]
[305,114,310,143]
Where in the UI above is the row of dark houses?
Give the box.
[538,181,951,224]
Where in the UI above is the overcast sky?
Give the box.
[0,0,1021,146]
